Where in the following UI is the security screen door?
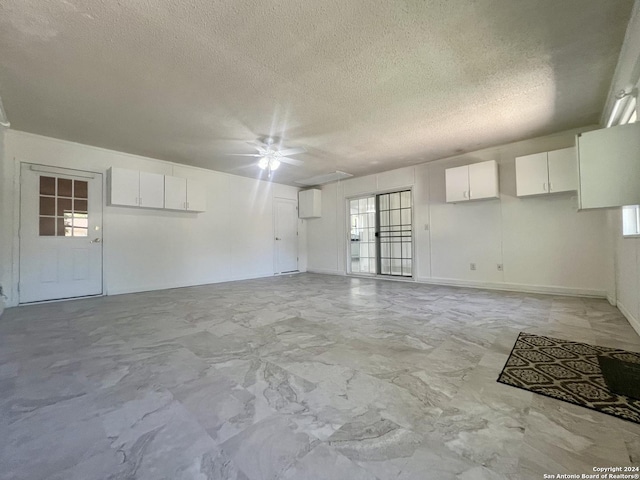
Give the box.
[348,190,412,277]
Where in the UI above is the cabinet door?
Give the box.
[515,152,548,196]
[578,123,640,209]
[109,167,139,206]
[547,147,577,193]
[445,165,469,203]
[164,175,187,210]
[139,172,165,208]
[186,179,206,212]
[469,160,499,200]
[298,189,321,218]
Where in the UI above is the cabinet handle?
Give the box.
[549,182,553,192]
[469,190,472,198]
[463,191,467,198]
[139,197,142,206]
[187,202,189,210]
[543,183,547,192]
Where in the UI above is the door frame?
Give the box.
[345,187,416,280]
[273,197,299,275]
[16,161,106,304]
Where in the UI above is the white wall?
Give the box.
[308,127,608,297]
[600,1,640,336]
[0,130,306,306]
[610,209,640,336]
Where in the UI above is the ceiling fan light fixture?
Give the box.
[258,157,269,170]
[270,159,281,171]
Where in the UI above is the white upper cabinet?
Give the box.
[109,167,164,208]
[445,160,499,203]
[577,123,640,209]
[515,147,577,197]
[109,167,139,207]
[186,179,206,212]
[138,172,165,208]
[164,176,187,210]
[109,168,205,212]
[468,161,499,200]
[298,189,322,218]
[164,176,206,212]
[547,147,578,194]
[445,165,470,203]
[515,152,548,196]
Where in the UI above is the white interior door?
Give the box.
[19,164,103,303]
[274,198,298,274]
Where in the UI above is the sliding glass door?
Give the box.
[348,190,413,278]
[349,196,377,274]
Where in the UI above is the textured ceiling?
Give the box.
[0,0,635,185]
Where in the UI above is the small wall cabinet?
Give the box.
[164,176,206,212]
[445,160,499,203]
[515,147,577,197]
[108,168,164,208]
[108,167,206,212]
[298,189,322,218]
[577,123,640,209]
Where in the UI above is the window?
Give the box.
[39,176,88,237]
[623,205,640,237]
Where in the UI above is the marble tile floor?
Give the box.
[1,273,639,480]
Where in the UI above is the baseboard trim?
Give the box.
[416,277,606,298]
[306,268,346,276]
[616,300,640,336]
[306,271,606,298]
[607,293,617,307]
[106,272,275,296]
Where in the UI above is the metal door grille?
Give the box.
[377,190,412,277]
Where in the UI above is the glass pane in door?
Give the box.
[39,176,89,237]
[349,197,377,274]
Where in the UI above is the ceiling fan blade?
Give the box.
[278,147,306,157]
[279,157,304,166]
[227,153,263,157]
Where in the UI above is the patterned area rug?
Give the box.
[497,332,640,424]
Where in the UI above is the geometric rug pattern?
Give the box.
[498,332,640,425]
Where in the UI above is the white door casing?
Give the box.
[19,164,103,303]
[274,198,298,274]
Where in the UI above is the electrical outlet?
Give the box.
[497,264,503,271]
[0,285,3,296]
[470,263,476,271]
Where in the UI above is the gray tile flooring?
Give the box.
[1,273,639,479]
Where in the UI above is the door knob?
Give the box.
[91,238,102,243]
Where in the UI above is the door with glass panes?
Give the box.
[19,164,103,303]
[348,190,412,277]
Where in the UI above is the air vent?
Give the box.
[295,171,353,186]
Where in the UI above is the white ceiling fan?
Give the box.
[228,137,306,176]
